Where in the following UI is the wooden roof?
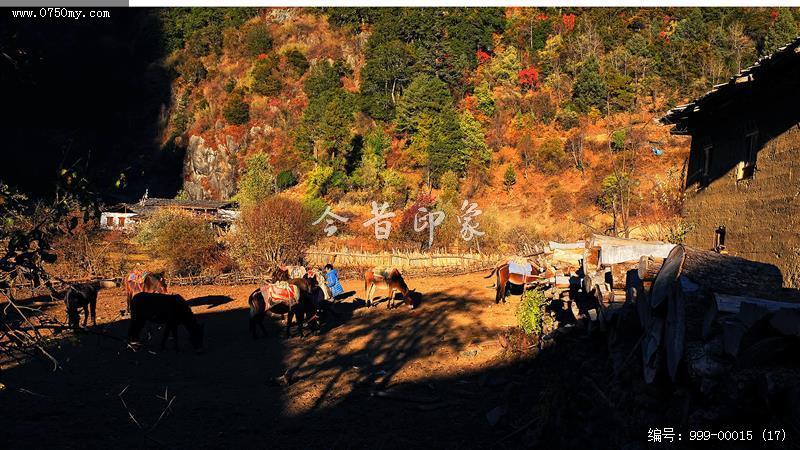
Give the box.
[104,198,236,214]
[660,36,800,135]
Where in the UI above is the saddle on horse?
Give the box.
[262,281,300,308]
[127,271,149,295]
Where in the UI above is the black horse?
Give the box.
[128,293,204,351]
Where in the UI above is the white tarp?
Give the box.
[599,243,675,266]
[548,241,584,250]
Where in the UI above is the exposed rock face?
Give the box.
[182,134,244,200]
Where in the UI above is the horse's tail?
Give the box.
[248,289,265,318]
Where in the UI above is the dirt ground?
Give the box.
[1,273,536,449]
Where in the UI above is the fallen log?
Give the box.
[610,261,639,290]
[638,256,664,282]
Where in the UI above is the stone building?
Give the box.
[661,37,800,287]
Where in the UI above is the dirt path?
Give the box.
[1,273,528,449]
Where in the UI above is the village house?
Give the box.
[100,193,238,234]
[661,37,800,287]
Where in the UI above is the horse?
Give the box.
[124,271,167,312]
[64,280,116,329]
[306,268,332,301]
[127,293,204,351]
[248,279,315,339]
[271,266,290,282]
[484,261,545,304]
[364,268,414,309]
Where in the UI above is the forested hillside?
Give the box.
[159,7,799,249]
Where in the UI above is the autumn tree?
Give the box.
[227,196,320,270]
[135,208,218,276]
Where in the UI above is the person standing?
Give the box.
[324,263,344,300]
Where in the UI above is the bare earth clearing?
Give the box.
[2,274,535,449]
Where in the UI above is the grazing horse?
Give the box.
[64,280,116,329]
[124,271,167,312]
[248,280,314,339]
[484,261,545,304]
[128,293,204,351]
[364,268,414,309]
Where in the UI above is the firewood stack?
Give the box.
[581,234,674,310]
[630,244,800,388]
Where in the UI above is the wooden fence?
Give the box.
[305,248,500,272]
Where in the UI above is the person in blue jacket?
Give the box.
[324,264,344,299]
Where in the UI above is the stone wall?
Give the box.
[684,123,800,287]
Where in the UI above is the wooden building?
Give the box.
[101,194,238,233]
[661,37,800,287]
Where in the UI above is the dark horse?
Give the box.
[484,262,545,304]
[248,277,317,339]
[64,280,116,329]
[124,271,167,312]
[128,293,204,351]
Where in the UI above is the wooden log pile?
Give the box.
[581,234,674,309]
[630,244,800,389]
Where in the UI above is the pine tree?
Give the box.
[503,164,517,192]
[763,9,798,55]
[572,56,607,113]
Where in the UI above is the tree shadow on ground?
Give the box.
[3,283,753,449]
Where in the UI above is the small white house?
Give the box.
[100,211,138,231]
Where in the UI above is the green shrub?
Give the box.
[611,129,627,152]
[556,109,580,131]
[285,49,310,75]
[244,25,273,57]
[276,170,297,190]
[305,164,346,199]
[223,92,250,125]
[235,153,276,208]
[535,138,568,175]
[223,79,236,93]
[503,164,517,192]
[516,288,548,335]
[252,56,282,96]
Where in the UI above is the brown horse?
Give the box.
[364,268,414,309]
[124,271,167,312]
[248,276,318,339]
[484,262,545,304]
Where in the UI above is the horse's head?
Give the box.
[271,266,290,283]
[150,272,168,292]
